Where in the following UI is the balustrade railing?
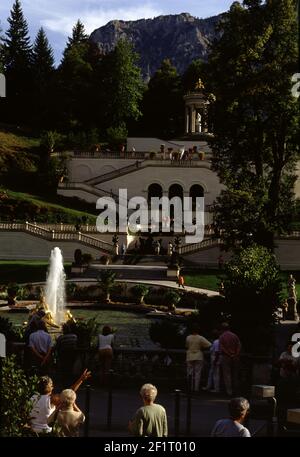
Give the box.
[178,238,221,255]
[0,222,114,252]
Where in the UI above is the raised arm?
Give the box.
[71,368,92,393]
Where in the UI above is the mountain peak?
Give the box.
[90,12,221,77]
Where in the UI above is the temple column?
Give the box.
[191,105,196,133]
[185,106,190,134]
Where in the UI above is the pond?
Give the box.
[1,309,158,349]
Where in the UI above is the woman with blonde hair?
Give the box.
[48,389,85,437]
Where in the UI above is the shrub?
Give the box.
[106,125,128,150]
[97,270,116,302]
[7,283,21,300]
[0,317,24,342]
[163,291,181,310]
[186,295,229,335]
[1,356,39,437]
[131,284,150,304]
[224,245,282,354]
[69,317,101,348]
[149,320,185,349]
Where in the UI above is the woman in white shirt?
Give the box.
[29,369,91,434]
[98,325,114,385]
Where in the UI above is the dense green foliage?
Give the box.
[224,245,282,353]
[208,0,299,249]
[3,0,32,123]
[131,284,150,304]
[138,59,183,138]
[97,270,117,302]
[68,316,101,348]
[1,356,38,437]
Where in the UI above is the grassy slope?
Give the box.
[0,128,39,154]
[0,126,97,221]
[3,189,97,222]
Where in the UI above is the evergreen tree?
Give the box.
[32,27,54,80]
[58,25,93,130]
[64,19,88,54]
[3,0,32,123]
[181,59,206,94]
[31,28,55,128]
[101,39,144,130]
[139,59,183,138]
[207,0,299,249]
[4,0,32,78]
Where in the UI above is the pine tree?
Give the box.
[65,19,88,54]
[58,20,92,130]
[3,0,32,123]
[101,39,144,130]
[31,27,55,128]
[32,28,54,80]
[207,0,299,249]
[140,59,183,138]
[4,0,32,76]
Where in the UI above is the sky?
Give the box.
[0,0,235,63]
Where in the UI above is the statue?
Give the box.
[36,293,60,328]
[196,112,202,133]
[287,274,298,321]
[65,309,76,324]
[195,78,205,90]
[288,274,297,301]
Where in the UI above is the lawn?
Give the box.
[0,309,152,348]
[184,269,300,297]
[0,260,72,285]
[0,128,39,154]
[1,188,97,223]
[184,270,221,291]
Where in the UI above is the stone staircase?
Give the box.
[83,263,168,280]
[85,161,146,186]
[0,222,114,254]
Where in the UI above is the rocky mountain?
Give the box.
[89,12,222,77]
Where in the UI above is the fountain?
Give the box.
[44,246,66,325]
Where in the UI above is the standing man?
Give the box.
[219,323,241,396]
[128,384,168,437]
[186,326,211,392]
[29,320,53,375]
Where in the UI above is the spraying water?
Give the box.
[44,247,66,325]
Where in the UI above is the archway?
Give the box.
[190,184,204,210]
[148,183,163,202]
[168,184,184,226]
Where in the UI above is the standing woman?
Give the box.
[98,325,114,385]
[186,325,211,392]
